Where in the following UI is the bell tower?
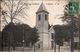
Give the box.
[36,3,49,49]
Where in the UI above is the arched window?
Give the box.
[45,14,48,20]
[51,33,53,39]
[38,15,41,21]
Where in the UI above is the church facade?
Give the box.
[35,3,55,49]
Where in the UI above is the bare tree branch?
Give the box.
[15,0,22,12]
[10,0,14,22]
[18,13,27,20]
[3,1,11,12]
[12,0,22,19]
[13,4,27,18]
[13,17,22,22]
[14,4,25,15]
[7,0,11,4]
[21,10,28,17]
[2,15,9,24]
[2,0,28,24]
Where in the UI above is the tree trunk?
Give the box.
[79,14,80,50]
[8,36,10,52]
[58,45,60,52]
[34,44,35,52]
[54,42,56,52]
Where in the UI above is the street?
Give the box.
[1,46,80,52]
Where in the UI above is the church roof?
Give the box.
[48,25,55,34]
[36,3,48,13]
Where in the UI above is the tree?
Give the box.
[1,0,28,50]
[60,3,79,52]
[15,24,39,47]
[61,4,78,25]
[53,25,74,52]
[78,14,80,50]
[54,25,63,52]
[2,22,16,50]
[2,23,39,50]
[1,0,28,24]
[0,31,2,50]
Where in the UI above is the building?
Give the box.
[35,3,55,49]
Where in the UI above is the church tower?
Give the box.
[36,3,49,49]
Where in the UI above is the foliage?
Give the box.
[60,4,78,25]
[15,23,39,46]
[0,31,2,50]
[60,3,78,40]
[60,4,78,50]
[78,14,80,50]
[2,22,16,47]
[2,23,39,48]
[53,25,72,46]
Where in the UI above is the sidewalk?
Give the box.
[1,46,80,52]
[1,49,80,52]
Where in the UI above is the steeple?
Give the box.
[36,2,50,49]
[36,2,49,14]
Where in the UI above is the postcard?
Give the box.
[0,0,80,52]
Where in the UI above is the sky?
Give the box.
[20,0,68,27]
[1,0,69,28]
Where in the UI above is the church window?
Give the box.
[38,15,41,21]
[51,33,54,39]
[45,14,48,20]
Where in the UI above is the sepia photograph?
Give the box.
[0,0,80,52]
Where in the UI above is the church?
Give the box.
[35,3,55,49]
